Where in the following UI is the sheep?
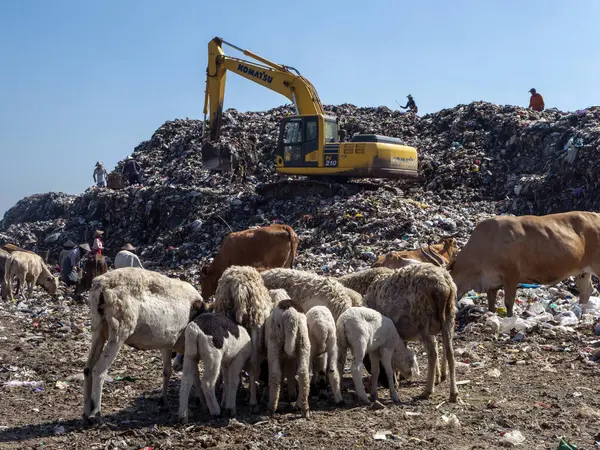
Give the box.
[212,265,274,412]
[261,268,357,321]
[364,263,459,402]
[336,307,418,404]
[306,306,343,403]
[265,298,311,418]
[4,251,59,300]
[179,312,251,422]
[82,268,206,421]
[337,267,395,296]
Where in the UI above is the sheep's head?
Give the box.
[392,344,420,380]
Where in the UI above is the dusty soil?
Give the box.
[1,295,600,450]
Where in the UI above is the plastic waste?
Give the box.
[555,311,579,327]
[3,380,43,388]
[498,316,530,334]
[502,430,526,446]
[435,413,460,429]
[557,437,579,450]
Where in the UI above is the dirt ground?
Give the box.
[1,294,600,450]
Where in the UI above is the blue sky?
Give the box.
[1,0,599,217]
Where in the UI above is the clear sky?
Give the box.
[1,0,599,217]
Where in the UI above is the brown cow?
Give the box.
[75,254,108,295]
[448,211,600,317]
[200,224,299,298]
[372,237,458,269]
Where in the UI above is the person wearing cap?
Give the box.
[58,239,76,270]
[93,161,108,188]
[528,88,545,112]
[91,230,104,255]
[114,243,144,269]
[122,156,143,186]
[400,94,418,114]
[61,243,90,286]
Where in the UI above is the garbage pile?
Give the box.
[2,101,600,273]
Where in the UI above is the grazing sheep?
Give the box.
[213,265,274,412]
[337,267,395,296]
[179,313,251,422]
[364,263,458,402]
[265,299,311,418]
[261,268,356,321]
[336,307,419,404]
[4,251,59,300]
[306,306,343,403]
[82,268,206,421]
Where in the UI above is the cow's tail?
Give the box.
[282,226,299,268]
[283,311,299,357]
[3,256,14,296]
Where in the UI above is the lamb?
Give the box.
[364,263,459,402]
[179,312,251,422]
[4,251,59,300]
[82,268,206,421]
[265,299,311,418]
[305,306,343,403]
[337,307,419,403]
[212,265,274,412]
[261,268,358,321]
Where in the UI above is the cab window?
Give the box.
[283,120,302,144]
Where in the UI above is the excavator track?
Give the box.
[255,177,414,199]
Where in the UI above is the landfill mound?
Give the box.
[2,101,600,270]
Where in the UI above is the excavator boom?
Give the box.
[204,37,325,140]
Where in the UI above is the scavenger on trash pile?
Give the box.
[60,243,90,286]
[114,243,144,269]
[528,88,545,112]
[121,155,143,186]
[89,230,104,255]
[93,161,108,188]
[399,94,418,114]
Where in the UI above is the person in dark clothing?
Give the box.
[122,156,142,185]
[400,94,418,114]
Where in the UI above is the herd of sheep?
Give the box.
[81,262,458,423]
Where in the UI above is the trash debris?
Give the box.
[435,413,461,429]
[557,437,579,450]
[55,380,69,390]
[486,368,502,378]
[501,430,526,446]
[2,380,43,388]
[373,430,392,441]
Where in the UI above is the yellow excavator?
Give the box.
[201,37,418,180]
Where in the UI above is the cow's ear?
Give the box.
[201,265,208,274]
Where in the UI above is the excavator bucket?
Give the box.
[201,141,236,172]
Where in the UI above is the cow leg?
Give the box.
[503,279,518,318]
[83,329,107,417]
[487,288,499,313]
[87,337,126,420]
[576,273,593,305]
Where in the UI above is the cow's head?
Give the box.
[440,237,458,260]
[42,275,59,296]
[199,264,217,298]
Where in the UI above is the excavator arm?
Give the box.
[203,37,325,140]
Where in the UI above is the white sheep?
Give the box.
[337,267,395,296]
[82,267,205,421]
[336,307,419,404]
[261,268,357,321]
[4,251,59,300]
[265,298,311,418]
[306,306,343,403]
[364,263,459,402]
[212,265,274,412]
[179,312,251,422]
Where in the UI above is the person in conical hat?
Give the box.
[59,240,77,270]
[93,161,108,188]
[121,243,136,252]
[115,243,144,269]
[91,230,104,255]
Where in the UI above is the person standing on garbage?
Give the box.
[400,94,418,114]
[58,239,76,269]
[528,88,545,112]
[61,243,90,286]
[122,156,142,186]
[93,161,108,188]
[90,230,104,255]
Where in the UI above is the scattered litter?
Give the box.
[53,425,66,435]
[55,380,69,390]
[373,430,392,441]
[501,430,526,446]
[2,380,43,388]
[486,368,502,378]
[435,413,461,429]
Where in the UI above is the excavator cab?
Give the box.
[275,115,338,169]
